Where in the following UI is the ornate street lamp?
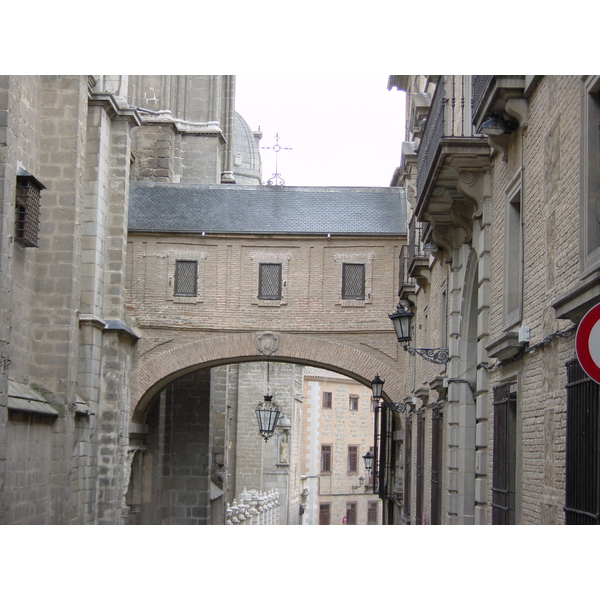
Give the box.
[370,372,416,414]
[362,451,374,473]
[370,374,384,400]
[388,302,413,344]
[388,301,450,365]
[254,359,282,442]
[255,394,281,442]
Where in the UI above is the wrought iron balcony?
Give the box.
[398,217,430,300]
[415,76,491,251]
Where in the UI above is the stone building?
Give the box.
[300,367,381,525]
[0,75,406,524]
[386,75,600,524]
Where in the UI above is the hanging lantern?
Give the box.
[370,374,385,400]
[255,394,282,442]
[363,451,374,473]
[388,302,413,344]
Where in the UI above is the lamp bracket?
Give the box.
[404,345,450,365]
[381,399,415,414]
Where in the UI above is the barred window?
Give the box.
[322,391,332,409]
[15,169,45,248]
[342,263,365,300]
[174,260,198,296]
[258,263,282,300]
[492,381,517,525]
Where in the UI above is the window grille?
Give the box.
[415,410,425,524]
[15,170,44,248]
[174,260,198,296]
[492,381,517,525]
[430,406,443,524]
[565,358,600,524]
[258,263,282,299]
[321,444,332,472]
[322,391,332,409]
[403,415,412,522]
[342,263,365,300]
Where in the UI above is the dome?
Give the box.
[233,112,262,185]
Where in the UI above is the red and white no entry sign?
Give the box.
[575,303,600,383]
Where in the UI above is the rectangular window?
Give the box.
[349,394,359,411]
[415,411,425,524]
[430,406,443,525]
[342,263,365,300]
[322,391,332,409]
[258,263,282,300]
[492,381,517,525]
[347,445,358,472]
[174,260,198,296]
[565,359,600,524]
[15,170,44,248]
[346,502,357,525]
[319,503,331,525]
[367,501,378,525]
[321,444,332,473]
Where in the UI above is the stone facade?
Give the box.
[390,75,600,525]
[0,74,406,524]
[301,367,381,525]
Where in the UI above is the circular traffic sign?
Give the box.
[575,303,600,383]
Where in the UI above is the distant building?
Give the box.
[301,367,381,525]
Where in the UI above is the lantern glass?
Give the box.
[363,451,374,472]
[255,395,281,442]
[389,304,413,344]
[371,374,384,400]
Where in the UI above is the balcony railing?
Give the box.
[416,76,483,207]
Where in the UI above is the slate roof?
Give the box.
[128,182,406,236]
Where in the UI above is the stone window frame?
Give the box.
[334,252,374,307]
[166,250,207,304]
[503,171,524,329]
[258,262,283,300]
[322,391,332,409]
[580,75,600,278]
[250,251,290,307]
[349,394,359,411]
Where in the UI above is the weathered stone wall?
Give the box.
[485,76,581,524]
[0,76,139,524]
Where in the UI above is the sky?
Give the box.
[235,74,406,188]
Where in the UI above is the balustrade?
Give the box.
[226,489,280,525]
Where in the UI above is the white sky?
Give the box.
[235,74,406,187]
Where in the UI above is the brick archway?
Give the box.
[130,331,403,419]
